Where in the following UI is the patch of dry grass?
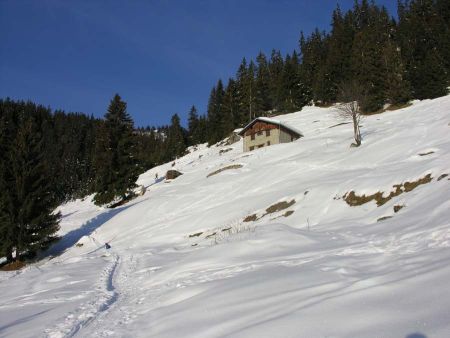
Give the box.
[344,174,432,207]
[0,260,26,271]
[265,199,296,214]
[243,214,258,222]
[207,164,243,178]
[243,199,296,223]
[189,231,203,238]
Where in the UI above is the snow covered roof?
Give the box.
[238,117,303,137]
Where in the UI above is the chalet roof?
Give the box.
[238,117,303,137]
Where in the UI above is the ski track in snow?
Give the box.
[44,253,120,338]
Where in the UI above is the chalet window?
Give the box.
[257,144,264,148]
[266,129,270,136]
[251,133,255,140]
[267,141,271,146]
[249,146,255,151]
[291,136,294,141]
[257,131,263,136]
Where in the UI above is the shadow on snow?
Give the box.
[44,201,142,258]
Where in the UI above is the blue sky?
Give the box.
[0,0,397,127]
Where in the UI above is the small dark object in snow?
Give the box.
[437,173,448,181]
[105,243,111,249]
[189,231,203,238]
[165,170,183,180]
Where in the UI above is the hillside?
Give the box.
[1,96,450,338]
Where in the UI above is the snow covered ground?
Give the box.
[1,96,449,338]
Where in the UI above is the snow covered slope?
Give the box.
[1,96,450,338]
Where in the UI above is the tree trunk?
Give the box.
[352,113,361,146]
[6,246,14,263]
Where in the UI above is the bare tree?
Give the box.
[336,81,365,147]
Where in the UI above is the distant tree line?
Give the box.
[1,0,448,264]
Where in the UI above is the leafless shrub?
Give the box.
[336,81,366,147]
[211,220,256,245]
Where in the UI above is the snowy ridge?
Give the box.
[1,96,450,337]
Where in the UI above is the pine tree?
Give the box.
[398,0,448,99]
[382,30,411,105]
[255,52,272,115]
[235,58,257,125]
[222,79,239,133]
[350,2,391,112]
[319,5,355,104]
[166,113,186,157]
[0,100,16,262]
[268,50,285,112]
[187,105,200,146]
[7,117,60,261]
[93,94,139,205]
[299,29,327,104]
[280,51,309,113]
[207,80,226,144]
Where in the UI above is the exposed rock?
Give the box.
[166,170,183,180]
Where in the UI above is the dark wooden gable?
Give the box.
[243,121,278,137]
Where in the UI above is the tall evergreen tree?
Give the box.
[255,52,272,115]
[281,52,309,113]
[350,2,391,112]
[222,79,239,133]
[268,50,285,112]
[382,30,411,105]
[187,105,201,146]
[235,58,257,125]
[2,115,60,262]
[93,94,139,205]
[398,0,448,99]
[166,113,187,157]
[299,29,327,103]
[318,5,355,104]
[207,80,226,144]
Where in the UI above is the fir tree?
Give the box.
[255,52,272,115]
[268,50,285,112]
[383,33,411,105]
[222,79,239,133]
[166,113,186,157]
[350,2,391,112]
[187,105,201,146]
[281,52,309,113]
[207,80,226,144]
[5,117,60,261]
[93,94,139,205]
[398,0,448,99]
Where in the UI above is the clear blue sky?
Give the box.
[0,0,397,127]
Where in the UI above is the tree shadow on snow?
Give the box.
[145,177,165,189]
[0,309,50,335]
[406,334,427,338]
[43,201,143,259]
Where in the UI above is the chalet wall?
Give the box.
[241,120,301,152]
[243,128,280,152]
[279,128,299,143]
